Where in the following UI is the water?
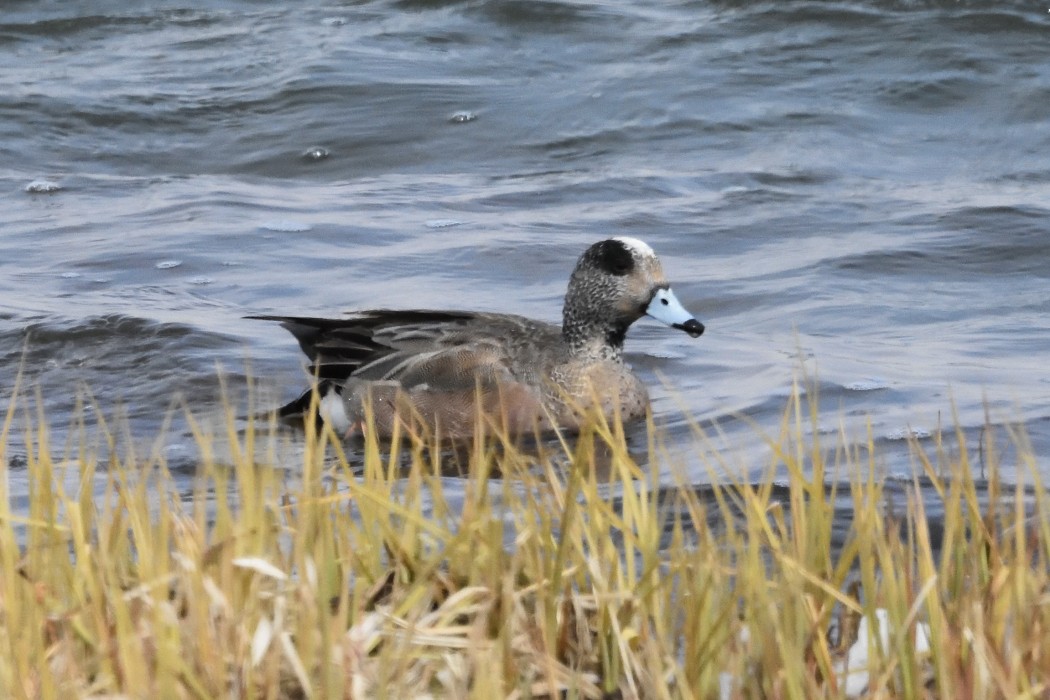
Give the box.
[2,1,1049,508]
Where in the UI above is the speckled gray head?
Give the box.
[564,238,704,357]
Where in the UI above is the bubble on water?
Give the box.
[449,111,477,124]
[189,276,214,285]
[156,260,183,270]
[844,378,889,391]
[60,271,81,279]
[425,219,462,229]
[260,220,311,232]
[302,146,330,161]
[25,179,62,194]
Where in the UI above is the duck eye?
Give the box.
[607,254,633,276]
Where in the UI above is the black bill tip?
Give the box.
[674,318,705,338]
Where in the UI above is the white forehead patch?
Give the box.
[613,236,656,258]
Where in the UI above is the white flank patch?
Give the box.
[613,236,655,257]
[837,608,932,697]
[319,386,351,434]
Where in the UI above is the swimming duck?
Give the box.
[252,237,703,438]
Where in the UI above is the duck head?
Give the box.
[562,237,704,359]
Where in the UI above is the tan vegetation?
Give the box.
[0,379,1048,698]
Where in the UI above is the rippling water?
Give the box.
[2,1,1049,505]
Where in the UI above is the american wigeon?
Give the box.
[251,237,703,439]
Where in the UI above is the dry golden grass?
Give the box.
[1,378,1048,699]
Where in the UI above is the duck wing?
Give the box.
[249,311,561,390]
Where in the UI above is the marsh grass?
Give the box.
[1,377,1048,699]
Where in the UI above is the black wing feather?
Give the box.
[248,311,478,383]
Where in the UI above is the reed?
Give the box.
[0,377,1047,699]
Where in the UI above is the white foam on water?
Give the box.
[260,220,311,233]
[425,219,462,229]
[886,426,932,441]
[845,378,889,391]
[25,179,62,193]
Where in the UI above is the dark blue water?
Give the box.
[2,0,1049,502]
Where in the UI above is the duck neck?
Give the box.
[562,314,627,362]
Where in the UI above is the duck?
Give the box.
[251,237,703,439]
